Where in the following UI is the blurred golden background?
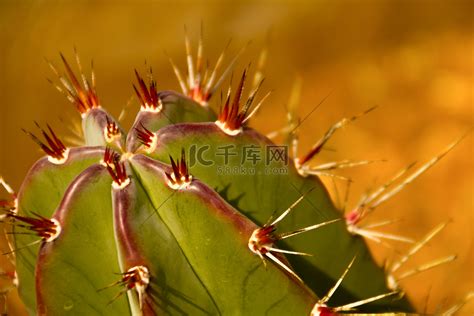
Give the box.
[0,0,472,314]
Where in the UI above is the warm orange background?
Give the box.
[0,1,472,314]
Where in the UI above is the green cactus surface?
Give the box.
[2,43,464,315]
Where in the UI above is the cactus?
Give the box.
[0,38,466,315]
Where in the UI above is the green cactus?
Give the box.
[0,39,465,315]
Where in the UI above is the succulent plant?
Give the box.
[0,37,468,315]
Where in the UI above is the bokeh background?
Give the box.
[0,0,472,314]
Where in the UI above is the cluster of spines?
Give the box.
[135,124,157,153]
[133,70,162,113]
[0,192,61,261]
[22,123,69,165]
[342,135,466,247]
[104,117,121,143]
[248,190,340,282]
[310,257,398,316]
[291,106,377,179]
[215,69,269,135]
[3,212,61,245]
[166,149,192,189]
[169,27,238,106]
[47,50,100,116]
[99,265,150,309]
[103,148,130,189]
